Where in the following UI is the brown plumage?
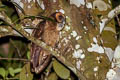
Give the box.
[30,12,65,74]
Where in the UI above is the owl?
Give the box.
[30,12,65,74]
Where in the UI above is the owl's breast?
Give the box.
[42,29,59,47]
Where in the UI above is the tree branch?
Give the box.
[100,5,120,33]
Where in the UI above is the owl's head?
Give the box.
[51,12,66,31]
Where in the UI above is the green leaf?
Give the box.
[20,63,33,80]
[0,8,6,12]
[0,68,6,78]
[27,51,30,59]
[5,70,8,78]
[53,60,70,79]
[8,67,15,77]
[14,68,22,73]
[0,21,3,25]
[48,72,58,80]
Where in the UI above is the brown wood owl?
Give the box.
[30,12,65,74]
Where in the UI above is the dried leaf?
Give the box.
[48,72,58,80]
[53,60,70,79]
[20,63,33,80]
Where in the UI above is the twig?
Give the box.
[24,27,39,29]
[45,61,53,76]
[0,57,29,62]
[4,78,19,80]
[10,39,22,58]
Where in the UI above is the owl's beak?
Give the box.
[62,18,66,25]
[57,19,65,31]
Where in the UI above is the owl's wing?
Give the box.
[30,21,51,73]
[31,43,51,73]
[31,21,45,59]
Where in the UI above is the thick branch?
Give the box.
[0,11,86,80]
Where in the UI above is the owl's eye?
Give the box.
[58,15,63,21]
[55,12,65,23]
